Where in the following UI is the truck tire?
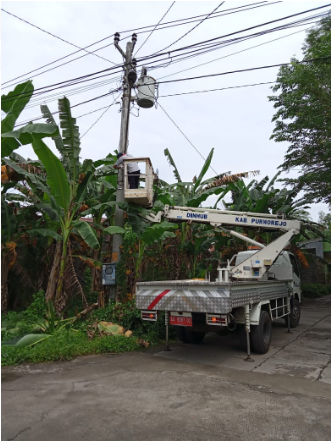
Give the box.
[285,298,301,328]
[184,329,206,344]
[175,326,189,343]
[251,311,272,354]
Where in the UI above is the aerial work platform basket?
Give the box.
[123,157,156,208]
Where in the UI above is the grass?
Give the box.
[1,329,146,367]
[1,297,171,367]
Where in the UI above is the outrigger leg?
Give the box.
[244,304,254,362]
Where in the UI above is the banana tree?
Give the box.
[2,98,100,312]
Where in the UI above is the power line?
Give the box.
[159,81,275,97]
[1,1,277,88]
[134,2,176,57]
[158,25,315,81]
[76,105,119,119]
[1,8,116,65]
[5,51,330,116]
[155,2,225,54]
[14,87,122,128]
[123,1,269,35]
[3,2,317,94]
[4,5,329,105]
[81,92,122,138]
[137,10,329,73]
[158,102,219,175]
[4,8,322,104]
[155,56,331,87]
[135,3,331,64]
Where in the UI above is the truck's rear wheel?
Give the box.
[284,298,301,328]
[184,329,206,344]
[251,311,272,354]
[175,326,189,343]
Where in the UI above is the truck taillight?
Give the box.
[206,314,227,326]
[141,311,157,321]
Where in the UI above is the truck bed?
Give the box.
[136,280,291,314]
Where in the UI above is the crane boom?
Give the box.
[146,205,301,281]
[147,205,301,233]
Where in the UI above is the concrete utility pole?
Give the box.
[111,32,137,265]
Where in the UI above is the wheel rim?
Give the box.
[263,321,270,344]
[292,305,300,322]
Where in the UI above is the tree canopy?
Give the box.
[269,15,331,206]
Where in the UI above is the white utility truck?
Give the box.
[136,205,302,360]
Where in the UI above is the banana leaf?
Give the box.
[10,333,51,348]
[141,222,178,244]
[76,171,93,205]
[1,123,59,145]
[72,220,99,249]
[29,229,62,241]
[40,104,64,157]
[35,203,60,221]
[193,148,214,192]
[164,148,182,182]
[31,138,71,210]
[1,81,34,157]
[103,226,126,235]
[58,97,81,182]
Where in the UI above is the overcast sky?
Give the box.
[2,0,330,220]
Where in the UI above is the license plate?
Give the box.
[170,316,192,327]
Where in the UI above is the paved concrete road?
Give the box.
[2,298,331,441]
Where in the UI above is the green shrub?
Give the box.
[302,283,331,299]
[24,290,47,319]
[2,297,172,366]
[1,329,142,367]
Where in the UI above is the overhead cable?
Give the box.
[159,81,275,97]
[14,87,122,128]
[1,8,116,65]
[154,2,225,54]
[135,3,331,63]
[1,1,277,88]
[81,92,122,138]
[134,2,176,56]
[158,102,219,175]
[158,25,315,80]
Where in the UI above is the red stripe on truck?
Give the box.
[147,290,171,310]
